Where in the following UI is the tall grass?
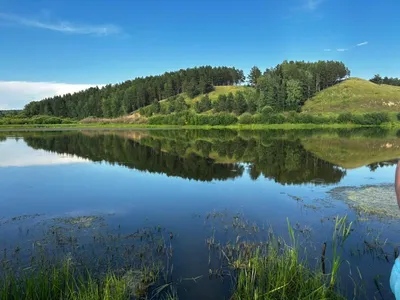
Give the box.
[228,218,352,299]
[0,261,128,300]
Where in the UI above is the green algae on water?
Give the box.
[329,184,400,219]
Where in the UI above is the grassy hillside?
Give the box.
[150,85,251,107]
[302,78,400,113]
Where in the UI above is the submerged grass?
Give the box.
[0,212,357,300]
[0,215,177,300]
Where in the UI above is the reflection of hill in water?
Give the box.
[12,129,350,185]
[23,132,243,182]
[302,137,400,169]
[133,130,346,185]
[7,128,397,184]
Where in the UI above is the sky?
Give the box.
[0,0,399,109]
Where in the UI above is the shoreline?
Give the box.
[0,122,394,131]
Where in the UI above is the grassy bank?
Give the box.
[0,122,396,131]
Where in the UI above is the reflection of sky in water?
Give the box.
[0,135,399,299]
[0,138,89,167]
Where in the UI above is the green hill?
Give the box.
[302,78,400,113]
[162,85,249,104]
[139,85,252,115]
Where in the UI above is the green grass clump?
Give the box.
[0,262,129,300]
[303,78,400,113]
[232,246,343,300]
[225,218,352,300]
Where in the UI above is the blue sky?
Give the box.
[0,0,399,109]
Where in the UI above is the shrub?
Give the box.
[337,112,353,123]
[291,114,332,124]
[285,112,297,123]
[294,114,314,124]
[261,106,274,115]
[353,112,390,125]
[267,114,286,124]
[0,115,76,125]
[149,112,238,126]
[397,112,400,121]
[253,114,263,124]
[239,113,253,124]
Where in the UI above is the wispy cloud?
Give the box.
[324,41,369,52]
[0,12,122,36]
[0,81,104,110]
[285,0,326,18]
[305,0,325,11]
[357,41,368,47]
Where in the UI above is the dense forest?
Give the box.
[0,110,21,117]
[23,66,244,119]
[370,74,400,86]
[252,60,349,111]
[21,61,350,120]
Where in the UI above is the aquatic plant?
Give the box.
[0,260,129,300]
[204,214,352,299]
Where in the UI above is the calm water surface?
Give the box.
[0,129,400,299]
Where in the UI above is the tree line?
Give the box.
[24,131,243,182]
[141,60,350,118]
[23,66,244,119]
[370,74,400,86]
[21,60,349,120]
[20,130,345,184]
[0,110,21,118]
[253,60,350,111]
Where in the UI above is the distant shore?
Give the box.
[0,122,395,131]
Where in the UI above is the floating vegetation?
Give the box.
[1,214,43,225]
[53,215,106,228]
[329,184,400,219]
[0,214,178,299]
[288,194,303,202]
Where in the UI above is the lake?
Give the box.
[1,128,400,299]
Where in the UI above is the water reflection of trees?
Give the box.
[138,131,346,185]
[367,160,398,171]
[17,130,348,185]
[24,132,243,182]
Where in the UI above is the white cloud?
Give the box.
[0,12,122,36]
[357,41,368,47]
[0,81,103,110]
[336,48,348,52]
[324,49,331,52]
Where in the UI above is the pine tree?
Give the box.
[234,92,247,115]
[248,66,262,86]
[226,92,235,112]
